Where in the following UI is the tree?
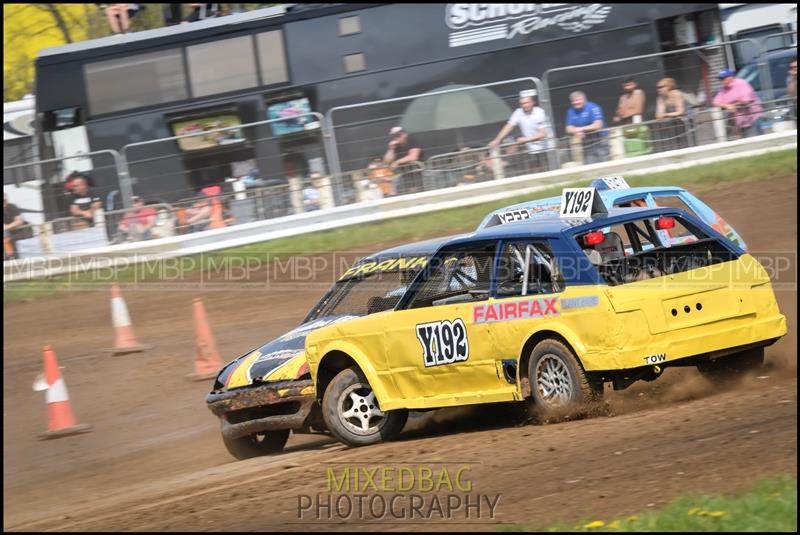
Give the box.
[4,4,268,102]
[3,3,163,101]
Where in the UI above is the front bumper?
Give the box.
[206,379,315,440]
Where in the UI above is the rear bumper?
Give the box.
[206,380,315,440]
[584,313,787,371]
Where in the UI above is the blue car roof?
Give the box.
[449,206,681,247]
[478,186,688,229]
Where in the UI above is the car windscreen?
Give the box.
[304,261,425,322]
[575,214,738,286]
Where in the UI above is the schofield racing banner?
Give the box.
[446,4,613,48]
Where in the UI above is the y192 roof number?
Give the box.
[498,209,532,224]
[561,189,594,217]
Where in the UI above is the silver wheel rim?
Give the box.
[535,354,574,407]
[338,382,385,436]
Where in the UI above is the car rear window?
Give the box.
[575,215,737,286]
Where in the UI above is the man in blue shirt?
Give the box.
[565,91,610,165]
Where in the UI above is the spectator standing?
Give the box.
[654,77,689,152]
[712,68,764,138]
[565,91,610,165]
[116,196,157,242]
[612,79,646,125]
[489,91,552,173]
[184,3,220,23]
[655,77,686,119]
[99,4,143,35]
[4,193,28,260]
[163,4,184,25]
[383,126,423,194]
[67,174,102,227]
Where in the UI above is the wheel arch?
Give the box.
[314,343,389,405]
[518,327,587,397]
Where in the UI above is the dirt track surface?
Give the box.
[3,175,797,531]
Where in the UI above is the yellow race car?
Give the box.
[305,191,787,447]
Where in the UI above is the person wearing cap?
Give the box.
[383,126,423,194]
[712,68,763,138]
[489,91,553,173]
[383,126,422,169]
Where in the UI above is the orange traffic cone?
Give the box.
[103,283,152,355]
[36,346,92,440]
[186,298,223,381]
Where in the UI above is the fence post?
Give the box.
[489,146,505,181]
[107,149,134,210]
[569,136,584,166]
[710,108,728,143]
[288,176,303,214]
[39,222,53,255]
[608,127,625,160]
[317,176,335,209]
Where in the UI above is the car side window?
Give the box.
[495,241,563,298]
[407,243,495,308]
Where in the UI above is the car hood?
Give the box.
[214,315,359,390]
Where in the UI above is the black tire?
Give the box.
[322,366,408,447]
[697,346,764,386]
[222,429,290,460]
[528,339,603,423]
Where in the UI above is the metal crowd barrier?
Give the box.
[120,111,330,205]
[342,162,427,203]
[5,38,798,262]
[424,142,553,188]
[325,77,548,179]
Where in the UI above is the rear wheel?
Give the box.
[222,429,290,460]
[528,339,603,423]
[697,347,764,386]
[322,366,408,447]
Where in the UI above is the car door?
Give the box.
[382,241,515,408]
[487,240,566,369]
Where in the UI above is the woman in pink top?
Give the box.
[713,68,764,138]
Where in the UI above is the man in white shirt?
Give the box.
[489,90,553,174]
[490,91,551,151]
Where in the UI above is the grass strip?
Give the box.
[501,475,796,532]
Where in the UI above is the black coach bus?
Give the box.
[33,3,723,218]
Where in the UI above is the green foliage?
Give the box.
[3,149,796,303]
[503,475,797,532]
[3,4,262,101]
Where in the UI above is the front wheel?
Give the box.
[697,347,764,386]
[528,339,603,423]
[222,429,290,460]
[322,366,408,447]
